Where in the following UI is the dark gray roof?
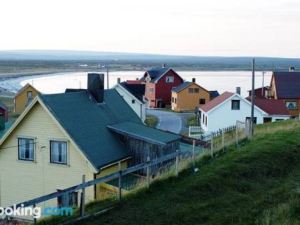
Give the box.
[39,89,179,170]
[40,89,141,170]
[273,72,300,99]
[107,121,180,145]
[140,67,171,83]
[120,82,145,102]
[172,82,193,93]
[209,91,220,99]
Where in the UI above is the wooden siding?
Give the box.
[171,83,210,112]
[119,135,179,174]
[0,103,95,208]
[14,85,39,114]
[94,161,127,200]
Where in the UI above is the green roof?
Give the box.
[40,89,142,170]
[107,121,180,145]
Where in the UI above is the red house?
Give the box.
[142,67,183,108]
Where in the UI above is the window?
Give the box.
[148,88,154,93]
[26,91,33,105]
[50,141,68,164]
[231,100,240,110]
[27,91,33,99]
[132,99,135,104]
[199,98,206,105]
[188,88,194,93]
[194,88,199,93]
[174,98,177,104]
[18,138,35,161]
[263,117,272,123]
[285,101,297,110]
[58,190,78,208]
[166,76,174,83]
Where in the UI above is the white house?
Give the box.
[114,81,146,122]
[199,91,290,134]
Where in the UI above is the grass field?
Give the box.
[37,119,300,225]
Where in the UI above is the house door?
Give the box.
[157,100,164,108]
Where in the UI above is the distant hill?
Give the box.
[0,50,300,71]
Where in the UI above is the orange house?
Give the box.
[171,79,213,112]
[14,83,40,115]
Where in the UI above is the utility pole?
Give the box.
[261,71,265,97]
[106,65,109,89]
[250,58,255,137]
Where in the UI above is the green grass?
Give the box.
[36,120,300,225]
[62,121,300,225]
[144,115,158,128]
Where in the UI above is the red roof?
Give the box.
[200,92,235,112]
[248,98,289,115]
[126,80,142,84]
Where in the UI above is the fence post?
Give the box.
[235,126,239,147]
[33,204,37,225]
[118,162,122,201]
[192,140,196,168]
[146,156,151,188]
[175,150,179,177]
[222,129,225,150]
[210,135,214,158]
[80,175,86,217]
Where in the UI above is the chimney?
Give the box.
[289,66,295,72]
[192,78,196,83]
[117,78,121,84]
[236,87,241,95]
[88,73,104,103]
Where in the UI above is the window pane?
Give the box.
[51,141,67,164]
[18,138,34,161]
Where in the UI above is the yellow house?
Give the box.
[0,90,133,210]
[0,72,181,216]
[14,83,40,115]
[171,79,211,112]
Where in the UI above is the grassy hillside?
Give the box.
[57,121,300,225]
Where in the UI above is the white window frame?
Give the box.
[18,137,35,161]
[166,76,174,83]
[50,140,68,165]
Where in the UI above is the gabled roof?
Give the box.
[1,87,180,171]
[107,121,180,146]
[172,82,193,93]
[172,81,210,94]
[200,92,235,112]
[39,90,141,170]
[120,82,145,102]
[246,98,289,116]
[14,83,40,98]
[272,72,300,99]
[141,67,183,83]
[209,91,220,99]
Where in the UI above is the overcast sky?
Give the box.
[1,0,300,57]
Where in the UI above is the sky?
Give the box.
[0,0,300,57]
